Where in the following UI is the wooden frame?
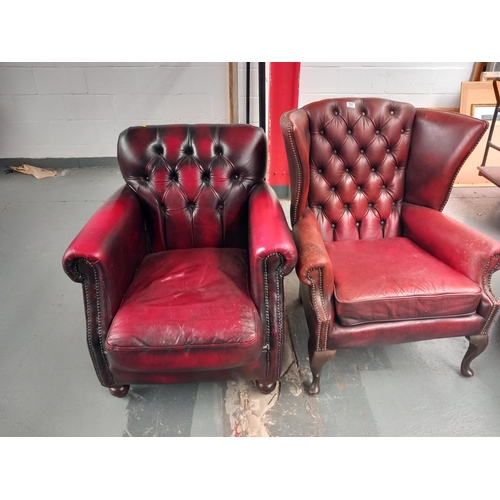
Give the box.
[228,62,239,124]
[471,62,487,82]
[459,81,495,116]
[455,81,500,185]
[472,104,499,121]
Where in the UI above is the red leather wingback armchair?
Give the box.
[281,97,500,395]
[63,124,297,397]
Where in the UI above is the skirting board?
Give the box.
[0,157,119,169]
[1,157,291,199]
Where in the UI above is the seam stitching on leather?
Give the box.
[439,123,488,211]
[106,337,260,351]
[306,267,329,351]
[282,115,302,225]
[318,267,328,350]
[481,253,500,335]
[73,261,103,385]
[82,280,104,384]
[263,255,271,375]
[263,252,285,379]
[78,259,114,385]
[275,254,285,378]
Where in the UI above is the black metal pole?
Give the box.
[258,62,266,131]
[246,62,250,124]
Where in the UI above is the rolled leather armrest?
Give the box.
[62,185,148,316]
[247,181,297,380]
[248,182,297,281]
[293,209,334,350]
[402,202,500,289]
[62,185,148,387]
[293,209,334,291]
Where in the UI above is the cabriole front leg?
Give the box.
[461,334,488,377]
[308,348,336,395]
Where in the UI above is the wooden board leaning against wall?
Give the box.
[454,81,500,186]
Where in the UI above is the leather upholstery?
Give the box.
[405,109,489,210]
[106,248,262,372]
[326,237,482,326]
[402,202,500,331]
[118,124,267,252]
[326,314,486,350]
[248,181,299,379]
[281,97,498,389]
[292,208,334,351]
[304,98,414,241]
[62,186,148,386]
[63,124,297,393]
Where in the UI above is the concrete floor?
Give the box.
[1,165,500,437]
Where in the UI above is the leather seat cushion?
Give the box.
[325,237,482,326]
[106,248,263,372]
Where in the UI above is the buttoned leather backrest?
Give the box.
[302,98,416,241]
[117,124,267,252]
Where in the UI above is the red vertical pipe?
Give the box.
[267,62,301,198]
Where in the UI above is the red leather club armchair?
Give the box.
[63,124,297,397]
[281,97,500,395]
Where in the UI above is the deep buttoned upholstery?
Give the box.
[281,97,500,395]
[302,98,413,241]
[63,124,297,397]
[118,124,267,252]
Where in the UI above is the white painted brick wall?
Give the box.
[33,68,87,94]
[0,62,475,159]
[299,62,474,109]
[0,62,231,158]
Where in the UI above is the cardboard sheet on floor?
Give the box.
[10,163,57,179]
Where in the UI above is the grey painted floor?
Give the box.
[1,165,500,437]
